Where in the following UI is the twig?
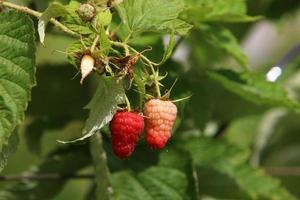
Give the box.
[0,173,94,181]
[1,1,79,38]
[265,167,300,176]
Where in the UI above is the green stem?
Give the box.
[124,94,131,111]
[90,34,100,53]
[89,133,113,200]
[1,1,79,38]
[141,56,161,98]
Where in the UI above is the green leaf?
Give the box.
[0,144,91,200]
[111,166,188,200]
[38,2,68,44]
[66,36,94,66]
[181,136,297,200]
[133,67,147,108]
[0,11,36,171]
[92,10,112,28]
[160,33,175,64]
[158,149,200,199]
[208,69,300,113]
[116,0,192,37]
[183,0,261,23]
[59,76,125,143]
[99,26,111,56]
[198,24,248,68]
[90,133,113,200]
[62,0,93,35]
[0,130,19,172]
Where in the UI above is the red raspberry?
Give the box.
[144,99,177,149]
[109,110,144,158]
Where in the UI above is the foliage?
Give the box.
[0,0,299,199]
[0,11,36,172]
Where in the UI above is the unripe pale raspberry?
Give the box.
[144,99,177,149]
[80,54,94,84]
[109,110,144,158]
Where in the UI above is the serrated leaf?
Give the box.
[59,76,125,143]
[82,77,125,139]
[208,69,300,113]
[183,0,260,23]
[92,10,112,28]
[158,149,199,199]
[160,33,175,64]
[38,2,68,44]
[62,0,93,35]
[99,25,111,56]
[0,11,36,171]
[180,136,297,200]
[111,166,188,200]
[198,24,248,68]
[90,133,113,200]
[0,144,91,200]
[116,0,192,37]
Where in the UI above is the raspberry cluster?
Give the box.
[109,99,177,159]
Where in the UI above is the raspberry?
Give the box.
[144,99,177,149]
[109,110,144,158]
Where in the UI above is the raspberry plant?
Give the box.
[0,0,300,199]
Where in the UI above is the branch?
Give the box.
[0,167,299,182]
[0,173,94,181]
[1,1,80,38]
[265,167,300,177]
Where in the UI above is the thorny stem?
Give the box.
[110,41,162,98]
[130,52,161,97]
[1,1,79,38]
[142,55,162,98]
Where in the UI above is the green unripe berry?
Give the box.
[77,3,96,22]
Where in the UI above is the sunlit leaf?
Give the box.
[208,69,300,113]
[116,0,192,37]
